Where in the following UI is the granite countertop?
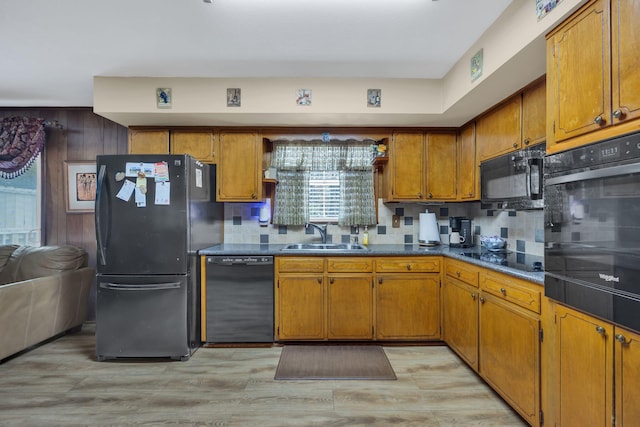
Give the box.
[200,243,545,285]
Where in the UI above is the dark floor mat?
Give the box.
[274,345,397,380]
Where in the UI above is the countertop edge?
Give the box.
[199,244,544,285]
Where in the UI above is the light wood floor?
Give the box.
[0,324,526,426]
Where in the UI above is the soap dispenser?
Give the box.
[362,226,369,246]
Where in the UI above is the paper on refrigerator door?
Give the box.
[135,186,146,207]
[116,180,136,201]
[155,181,170,205]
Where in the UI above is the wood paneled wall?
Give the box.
[1,108,129,318]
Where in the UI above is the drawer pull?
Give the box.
[456,271,461,277]
[406,264,412,271]
[595,325,606,336]
[500,287,507,296]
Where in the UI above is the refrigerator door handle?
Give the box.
[96,164,108,266]
[99,282,182,291]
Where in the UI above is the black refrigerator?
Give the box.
[95,154,222,361]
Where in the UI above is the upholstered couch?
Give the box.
[0,244,94,362]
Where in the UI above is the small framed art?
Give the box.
[471,49,483,82]
[65,161,97,213]
[227,88,241,107]
[296,89,312,106]
[367,89,381,108]
[156,88,172,108]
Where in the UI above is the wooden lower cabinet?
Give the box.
[443,276,479,370]
[479,292,540,426]
[615,326,640,427]
[375,273,440,340]
[544,302,640,427]
[276,274,325,340]
[275,256,373,341]
[275,255,441,342]
[327,274,373,339]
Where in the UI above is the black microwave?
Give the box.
[480,144,545,210]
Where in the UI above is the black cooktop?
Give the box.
[460,250,544,273]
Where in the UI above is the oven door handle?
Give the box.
[546,163,640,186]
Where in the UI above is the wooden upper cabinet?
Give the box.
[521,78,546,147]
[612,0,640,124]
[217,131,262,202]
[170,130,216,163]
[387,131,456,201]
[547,0,611,145]
[128,129,170,154]
[388,131,425,200]
[476,96,522,162]
[426,132,457,200]
[457,123,478,201]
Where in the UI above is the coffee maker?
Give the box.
[449,216,473,248]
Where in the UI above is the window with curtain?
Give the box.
[0,117,45,246]
[270,139,377,226]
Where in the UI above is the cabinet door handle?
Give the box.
[613,109,626,120]
[251,193,257,199]
[615,334,627,344]
[329,277,334,284]
[513,142,518,148]
[479,296,485,304]
[524,138,530,145]
[418,192,423,199]
[471,293,476,300]
[593,115,606,126]
[500,287,507,296]
[378,278,383,284]
[595,325,606,335]
[317,277,322,284]
[428,192,433,199]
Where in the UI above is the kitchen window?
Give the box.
[0,156,42,246]
[308,171,340,222]
[270,139,376,226]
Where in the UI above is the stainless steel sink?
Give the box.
[281,243,369,251]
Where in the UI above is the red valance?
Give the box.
[0,117,45,179]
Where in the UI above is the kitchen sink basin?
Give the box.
[281,243,369,251]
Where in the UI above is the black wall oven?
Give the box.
[544,131,640,333]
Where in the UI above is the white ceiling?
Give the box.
[0,0,513,108]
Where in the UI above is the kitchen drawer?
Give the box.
[445,258,479,287]
[276,257,324,273]
[480,270,541,314]
[375,257,441,273]
[327,257,374,273]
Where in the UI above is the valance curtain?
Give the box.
[271,139,377,226]
[0,117,45,179]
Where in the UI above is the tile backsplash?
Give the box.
[223,199,545,256]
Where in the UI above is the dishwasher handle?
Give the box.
[206,256,273,266]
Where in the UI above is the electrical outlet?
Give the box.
[392,215,401,228]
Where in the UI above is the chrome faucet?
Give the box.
[305,222,328,244]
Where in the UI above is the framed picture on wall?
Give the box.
[65,161,97,213]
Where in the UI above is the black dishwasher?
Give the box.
[205,255,274,343]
